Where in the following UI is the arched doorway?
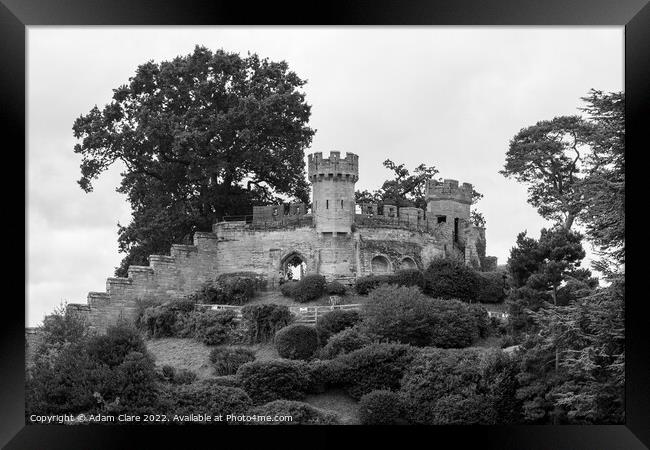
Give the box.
[282,252,307,281]
[400,257,417,270]
[371,255,391,274]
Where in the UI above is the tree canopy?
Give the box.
[501,89,624,269]
[72,46,315,276]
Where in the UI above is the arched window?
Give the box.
[371,255,390,274]
[400,257,417,270]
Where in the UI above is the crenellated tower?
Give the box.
[308,151,359,234]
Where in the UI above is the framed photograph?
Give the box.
[4,0,648,448]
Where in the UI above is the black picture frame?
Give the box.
[3,0,648,448]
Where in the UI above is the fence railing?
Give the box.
[195,303,363,324]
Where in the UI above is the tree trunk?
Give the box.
[564,213,575,230]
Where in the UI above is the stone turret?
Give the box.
[425,179,473,221]
[308,151,359,234]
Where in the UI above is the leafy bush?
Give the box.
[392,269,425,288]
[86,323,147,367]
[187,273,265,306]
[354,270,425,295]
[354,275,394,295]
[241,304,293,343]
[325,281,347,295]
[315,309,361,344]
[236,360,311,404]
[275,324,319,360]
[317,326,372,359]
[306,359,349,393]
[359,390,403,425]
[476,271,506,303]
[162,382,252,420]
[360,285,483,348]
[423,258,481,302]
[249,400,339,425]
[400,348,497,424]
[209,347,256,375]
[280,281,300,298]
[335,343,419,399]
[191,309,239,346]
[293,274,327,303]
[205,375,241,388]
[140,298,196,338]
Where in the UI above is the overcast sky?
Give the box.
[26,26,623,326]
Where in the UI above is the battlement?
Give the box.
[308,151,359,181]
[425,178,473,204]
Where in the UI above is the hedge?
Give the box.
[209,347,256,375]
[274,324,319,360]
[354,269,425,295]
[334,342,419,400]
[317,326,373,360]
[358,390,403,425]
[236,360,311,404]
[241,304,293,343]
[281,274,327,303]
[161,382,252,421]
[423,258,480,302]
[315,309,361,344]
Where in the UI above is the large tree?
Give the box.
[72,46,315,276]
[501,90,624,266]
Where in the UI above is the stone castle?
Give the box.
[67,151,495,332]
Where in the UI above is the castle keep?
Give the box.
[68,152,495,332]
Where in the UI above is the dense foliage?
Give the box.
[236,360,311,404]
[188,272,265,305]
[209,347,256,376]
[72,46,316,277]
[241,304,293,343]
[280,274,326,303]
[423,258,480,301]
[354,269,425,295]
[334,343,419,400]
[358,390,403,425]
[315,309,361,344]
[317,327,373,360]
[274,324,319,360]
[161,382,252,421]
[360,285,484,348]
[325,281,347,295]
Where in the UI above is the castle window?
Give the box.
[437,215,446,223]
[371,255,390,274]
[341,200,344,209]
[454,218,459,242]
[326,200,329,209]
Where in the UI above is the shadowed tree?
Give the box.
[72,46,315,276]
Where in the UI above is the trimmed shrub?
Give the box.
[293,274,327,303]
[423,258,481,302]
[159,365,196,384]
[354,275,394,295]
[205,375,240,388]
[400,348,495,424]
[476,271,507,303]
[275,324,319,360]
[335,343,419,400]
[140,298,197,338]
[191,309,239,346]
[318,326,372,360]
[359,390,403,425]
[249,400,339,425]
[162,382,252,420]
[306,359,349,394]
[467,303,491,338]
[280,280,300,298]
[360,285,483,348]
[325,281,347,295]
[209,346,256,375]
[86,323,147,368]
[392,269,425,289]
[236,360,311,404]
[315,309,361,344]
[241,304,293,343]
[187,273,265,306]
